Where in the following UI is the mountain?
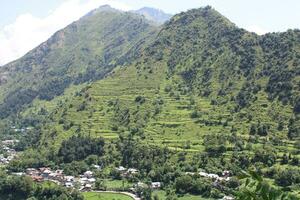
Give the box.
[12,6,298,153]
[133,7,172,24]
[0,5,158,119]
[1,6,300,197]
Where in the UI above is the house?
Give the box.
[65,182,74,188]
[221,196,234,200]
[49,172,64,182]
[88,178,96,183]
[151,182,162,189]
[93,164,101,170]
[208,173,219,179]
[26,168,39,176]
[199,172,208,177]
[134,182,147,188]
[2,140,19,146]
[3,147,10,151]
[31,175,43,182]
[65,176,75,182]
[222,170,230,177]
[127,168,138,174]
[116,166,127,172]
[185,172,195,175]
[81,184,92,191]
[80,177,88,185]
[84,171,93,178]
[55,169,64,174]
[41,169,52,178]
[199,171,219,179]
[124,168,139,177]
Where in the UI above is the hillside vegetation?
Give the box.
[27,6,300,153]
[1,6,300,199]
[0,6,158,119]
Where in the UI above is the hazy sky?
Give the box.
[0,0,300,66]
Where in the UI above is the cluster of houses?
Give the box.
[12,166,162,192]
[116,166,139,177]
[116,166,162,190]
[11,126,32,133]
[185,170,231,182]
[16,167,100,191]
[0,140,19,165]
[185,170,234,200]
[199,170,231,182]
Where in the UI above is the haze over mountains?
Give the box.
[0,4,299,199]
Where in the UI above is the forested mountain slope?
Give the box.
[2,6,300,197]
[0,5,158,119]
[28,6,300,148]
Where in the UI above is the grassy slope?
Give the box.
[28,8,298,158]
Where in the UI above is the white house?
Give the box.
[116,166,127,172]
[65,182,74,188]
[221,196,234,200]
[84,171,94,178]
[151,182,162,189]
[127,168,139,174]
[65,176,75,182]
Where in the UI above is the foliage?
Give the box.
[237,171,297,200]
[58,135,105,163]
[0,172,83,200]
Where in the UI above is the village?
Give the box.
[0,139,19,165]
[185,170,232,182]
[16,167,98,191]
[0,138,234,200]
[10,165,162,192]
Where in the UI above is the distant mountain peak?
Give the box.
[83,4,121,18]
[132,7,172,24]
[97,4,117,12]
[165,6,235,30]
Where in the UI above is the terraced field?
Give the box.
[26,57,297,161]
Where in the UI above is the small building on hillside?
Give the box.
[116,166,127,172]
[65,182,74,188]
[151,182,162,189]
[84,171,94,178]
[93,164,101,170]
[65,176,75,182]
[26,168,39,176]
[81,184,92,191]
[220,196,234,200]
[31,175,43,182]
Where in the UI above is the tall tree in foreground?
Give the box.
[236,171,297,200]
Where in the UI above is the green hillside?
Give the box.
[0,5,157,119]
[1,6,300,199]
[27,6,300,152]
